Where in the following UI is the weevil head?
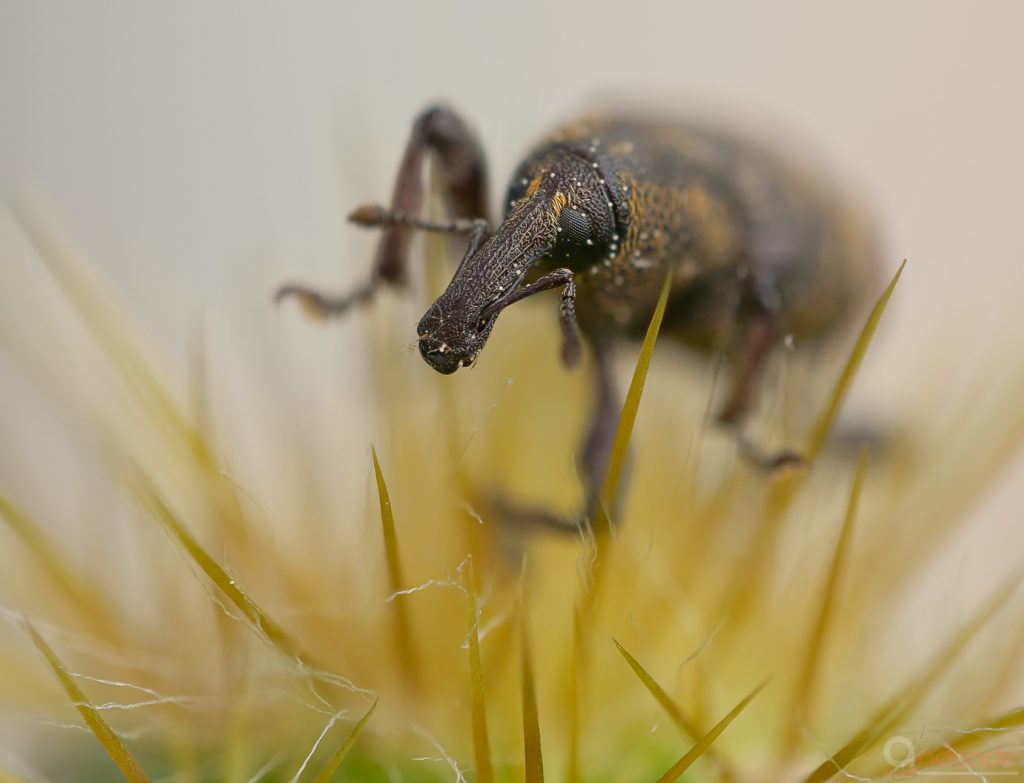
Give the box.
[415,197,555,374]
[507,148,618,262]
[417,149,616,374]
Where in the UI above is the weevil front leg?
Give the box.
[579,341,619,518]
[490,341,620,533]
[276,104,489,318]
[484,275,628,532]
[276,215,489,319]
[481,268,582,367]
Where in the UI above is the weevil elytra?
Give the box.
[277,105,876,521]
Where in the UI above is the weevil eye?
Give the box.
[557,207,593,246]
[553,204,609,266]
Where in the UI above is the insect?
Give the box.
[277,105,875,523]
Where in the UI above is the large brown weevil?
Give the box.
[277,105,876,520]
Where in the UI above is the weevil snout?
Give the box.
[416,305,493,374]
[416,331,466,374]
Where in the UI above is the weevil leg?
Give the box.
[487,496,583,535]
[273,282,376,320]
[488,343,619,535]
[276,104,489,317]
[716,313,776,426]
[737,436,804,472]
[348,204,487,249]
[480,268,582,367]
[482,327,617,536]
[276,218,489,319]
[361,104,490,286]
[579,340,619,517]
[717,312,806,472]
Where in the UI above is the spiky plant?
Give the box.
[1,210,1023,782]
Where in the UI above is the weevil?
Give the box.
[277,105,875,522]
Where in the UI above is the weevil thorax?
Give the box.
[417,150,614,374]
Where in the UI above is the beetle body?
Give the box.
[506,114,871,350]
[277,105,877,521]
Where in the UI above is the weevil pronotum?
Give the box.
[277,105,876,524]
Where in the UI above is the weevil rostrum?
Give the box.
[277,105,876,522]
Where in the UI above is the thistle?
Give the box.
[1,211,1023,782]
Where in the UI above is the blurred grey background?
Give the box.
[0,2,1022,532]
[2,2,1023,342]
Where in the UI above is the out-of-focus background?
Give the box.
[0,2,1022,543]
[3,5,1024,776]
